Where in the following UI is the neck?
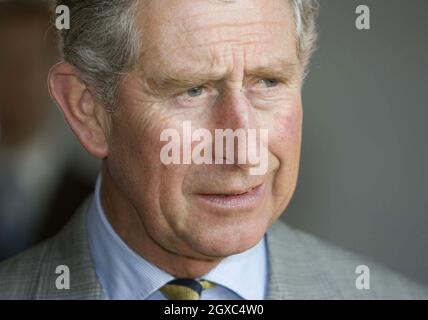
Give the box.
[100,165,222,279]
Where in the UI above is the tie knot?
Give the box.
[160,279,216,300]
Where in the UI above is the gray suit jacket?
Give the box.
[0,198,427,299]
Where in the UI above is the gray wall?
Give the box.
[284,0,428,285]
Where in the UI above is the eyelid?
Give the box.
[258,78,278,85]
[177,83,215,97]
[251,78,286,89]
[172,85,219,108]
[246,74,287,85]
[172,76,288,99]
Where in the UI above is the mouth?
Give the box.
[195,183,266,210]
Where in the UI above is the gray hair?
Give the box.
[56,0,319,110]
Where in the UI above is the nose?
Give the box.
[211,90,262,170]
[215,89,253,130]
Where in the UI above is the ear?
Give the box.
[48,62,109,159]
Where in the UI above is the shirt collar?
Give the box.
[87,174,267,300]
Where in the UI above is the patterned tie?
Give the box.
[160,279,216,300]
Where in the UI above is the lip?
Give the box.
[195,183,266,210]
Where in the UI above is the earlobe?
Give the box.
[48,62,109,159]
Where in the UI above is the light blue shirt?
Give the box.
[86,175,269,300]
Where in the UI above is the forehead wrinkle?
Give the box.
[175,0,290,28]
[170,39,273,55]
[137,1,296,74]
[176,21,287,53]
[175,3,254,22]
[152,23,294,75]
[180,20,286,36]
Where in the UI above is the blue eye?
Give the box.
[259,79,278,88]
[187,87,204,97]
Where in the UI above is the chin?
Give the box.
[182,216,269,258]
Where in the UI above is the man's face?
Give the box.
[106,0,303,259]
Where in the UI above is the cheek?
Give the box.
[112,108,191,194]
[105,100,167,202]
[270,100,303,158]
[267,99,303,212]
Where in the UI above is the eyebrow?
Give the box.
[245,61,298,83]
[143,58,298,94]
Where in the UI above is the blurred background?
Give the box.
[0,0,99,261]
[285,0,428,285]
[0,0,426,286]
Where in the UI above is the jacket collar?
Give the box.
[35,197,106,299]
